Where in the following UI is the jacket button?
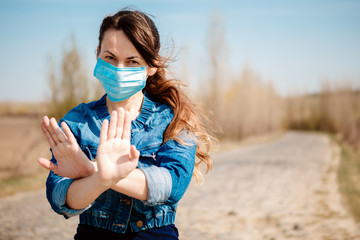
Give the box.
[123,199,130,206]
[136,221,143,228]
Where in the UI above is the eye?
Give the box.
[105,55,115,61]
[127,60,140,66]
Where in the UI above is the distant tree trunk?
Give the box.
[207,11,228,118]
[46,36,91,120]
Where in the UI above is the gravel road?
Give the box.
[0,131,359,240]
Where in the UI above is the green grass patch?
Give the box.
[334,137,360,222]
[0,170,48,198]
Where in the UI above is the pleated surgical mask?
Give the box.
[93,58,147,102]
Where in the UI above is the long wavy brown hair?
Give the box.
[98,9,213,182]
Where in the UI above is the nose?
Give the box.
[114,63,125,68]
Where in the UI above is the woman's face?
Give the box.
[98,29,156,76]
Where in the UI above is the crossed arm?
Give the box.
[38,108,148,210]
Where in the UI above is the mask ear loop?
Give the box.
[144,66,150,80]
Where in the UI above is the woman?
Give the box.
[38,9,213,240]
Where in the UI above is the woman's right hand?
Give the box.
[38,116,95,179]
[95,108,140,188]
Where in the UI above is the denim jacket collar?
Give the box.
[93,92,156,129]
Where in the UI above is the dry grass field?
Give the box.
[0,115,50,196]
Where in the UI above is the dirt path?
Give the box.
[0,188,78,240]
[176,131,360,239]
[0,131,359,239]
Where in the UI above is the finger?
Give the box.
[108,111,117,140]
[129,145,140,162]
[43,116,58,146]
[100,119,109,144]
[48,117,61,143]
[116,108,125,139]
[43,115,50,127]
[38,158,59,175]
[49,118,66,142]
[41,121,56,148]
[54,123,68,143]
[61,121,77,143]
[122,111,131,140]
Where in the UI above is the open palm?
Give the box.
[38,116,95,179]
[96,108,139,187]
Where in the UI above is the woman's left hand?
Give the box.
[95,108,140,188]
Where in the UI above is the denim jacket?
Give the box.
[45,93,196,233]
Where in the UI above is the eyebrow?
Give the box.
[104,50,116,57]
[127,56,143,60]
[103,51,142,61]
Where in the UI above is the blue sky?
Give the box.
[0,0,359,101]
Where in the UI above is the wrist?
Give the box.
[81,161,96,177]
[93,170,123,190]
[92,171,114,191]
[92,161,98,172]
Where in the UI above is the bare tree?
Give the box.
[206,11,228,117]
[46,36,91,119]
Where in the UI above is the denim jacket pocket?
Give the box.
[138,141,162,158]
[81,145,97,161]
[137,141,162,168]
[138,154,156,169]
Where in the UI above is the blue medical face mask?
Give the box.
[93,58,147,102]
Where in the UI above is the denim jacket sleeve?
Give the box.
[45,100,102,218]
[141,134,197,206]
[45,154,93,219]
[45,111,94,219]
